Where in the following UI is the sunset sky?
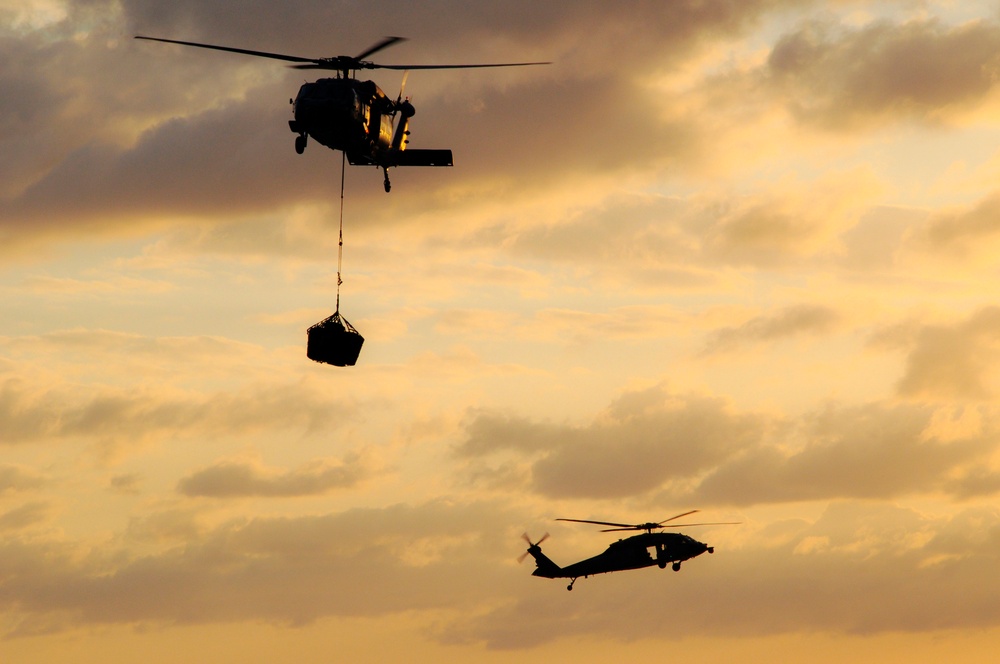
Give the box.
[4,1,1000,662]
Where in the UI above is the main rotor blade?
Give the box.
[556,518,635,529]
[659,510,700,525]
[137,35,549,72]
[661,522,742,528]
[135,35,317,65]
[354,36,406,61]
[600,521,741,532]
[374,61,550,70]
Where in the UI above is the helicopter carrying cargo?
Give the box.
[135,34,548,365]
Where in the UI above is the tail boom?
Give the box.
[527,545,563,578]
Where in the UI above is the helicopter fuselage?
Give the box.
[288,77,451,190]
[289,78,391,158]
[527,531,714,590]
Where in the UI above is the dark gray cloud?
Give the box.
[764,17,1000,129]
[177,454,371,497]
[9,3,999,255]
[2,0,805,248]
[0,1,261,201]
[117,0,788,67]
[1,81,324,233]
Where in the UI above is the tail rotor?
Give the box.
[517,532,549,563]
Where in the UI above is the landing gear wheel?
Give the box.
[672,562,681,572]
[295,134,307,154]
[567,578,577,591]
[382,168,391,193]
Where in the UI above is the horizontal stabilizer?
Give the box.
[346,153,377,166]
[393,149,453,167]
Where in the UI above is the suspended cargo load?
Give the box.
[307,311,364,366]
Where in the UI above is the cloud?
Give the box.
[1,84,322,235]
[839,204,923,271]
[697,171,883,267]
[494,172,881,289]
[0,501,51,531]
[701,304,840,355]
[0,464,46,493]
[5,497,1000,645]
[0,1,273,205]
[2,0,813,250]
[457,384,766,499]
[8,3,997,261]
[763,17,1000,130]
[117,0,789,71]
[0,499,517,634]
[507,193,691,264]
[19,274,175,295]
[453,502,1000,648]
[909,191,1000,259]
[947,466,1000,499]
[0,362,357,453]
[685,402,995,505]
[460,385,1000,505]
[878,308,1000,400]
[9,3,1000,656]
[177,454,373,497]
[108,473,142,495]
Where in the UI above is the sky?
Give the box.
[3,0,1000,661]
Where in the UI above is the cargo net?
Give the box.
[307,310,364,366]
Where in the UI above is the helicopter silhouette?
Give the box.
[135,35,548,192]
[520,510,739,591]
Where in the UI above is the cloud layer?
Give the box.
[6,1,1000,662]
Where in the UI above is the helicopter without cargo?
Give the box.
[521,511,738,591]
